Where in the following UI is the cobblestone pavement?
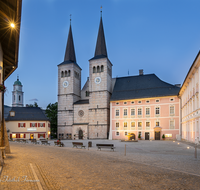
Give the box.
[0,140,200,190]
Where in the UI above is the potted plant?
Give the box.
[74,134,76,140]
[138,133,141,140]
[0,84,6,93]
[162,134,165,140]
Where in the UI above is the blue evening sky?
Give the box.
[4,0,200,109]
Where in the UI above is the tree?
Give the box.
[26,102,38,107]
[45,102,57,138]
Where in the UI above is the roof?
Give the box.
[74,99,89,105]
[0,0,22,80]
[14,78,22,86]
[90,16,107,60]
[5,107,49,121]
[111,74,180,101]
[58,60,81,70]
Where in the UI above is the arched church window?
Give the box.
[68,70,71,77]
[61,71,64,77]
[97,66,100,73]
[65,71,67,77]
[19,95,21,101]
[14,95,15,101]
[93,66,96,73]
[101,65,104,72]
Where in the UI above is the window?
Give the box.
[124,102,127,104]
[61,71,64,77]
[131,109,135,116]
[116,132,119,136]
[65,70,67,77]
[124,122,127,128]
[101,65,104,72]
[146,108,150,115]
[116,122,119,128]
[31,123,37,127]
[138,101,142,104]
[85,91,90,97]
[170,106,174,115]
[156,99,159,102]
[170,98,174,101]
[138,108,142,116]
[116,102,119,105]
[20,134,24,138]
[131,122,135,128]
[116,109,119,117]
[156,122,159,126]
[39,123,45,127]
[97,66,100,73]
[18,123,25,128]
[19,95,20,101]
[125,132,128,136]
[146,122,150,127]
[93,66,96,73]
[155,107,160,115]
[138,122,142,127]
[14,95,15,101]
[124,109,127,116]
[131,101,135,104]
[146,100,150,103]
[165,134,172,137]
[170,120,175,129]
[68,70,71,77]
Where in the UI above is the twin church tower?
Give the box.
[57,14,113,139]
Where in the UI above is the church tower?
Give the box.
[57,21,81,139]
[88,13,112,139]
[12,76,24,107]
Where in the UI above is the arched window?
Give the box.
[68,70,71,77]
[93,66,96,73]
[101,65,104,72]
[86,91,90,97]
[65,71,67,77]
[19,95,21,101]
[61,71,64,77]
[97,66,100,73]
[14,95,15,101]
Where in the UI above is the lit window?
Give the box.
[124,109,127,116]
[131,122,135,127]
[138,122,142,127]
[156,122,159,126]
[125,132,128,136]
[12,134,16,138]
[116,109,119,116]
[20,134,24,138]
[116,122,119,128]
[165,134,172,137]
[138,108,142,116]
[116,132,119,136]
[124,122,127,128]
[146,122,150,127]
[170,106,174,115]
[155,107,160,115]
[146,108,150,115]
[131,109,135,116]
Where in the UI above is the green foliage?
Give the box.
[45,102,57,137]
[162,134,165,138]
[138,133,141,138]
[26,102,38,107]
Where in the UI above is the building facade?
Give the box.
[109,73,180,140]
[6,107,50,140]
[179,51,200,143]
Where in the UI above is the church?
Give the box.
[57,14,180,140]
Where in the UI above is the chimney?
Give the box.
[139,69,144,75]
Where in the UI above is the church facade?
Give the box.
[57,16,112,139]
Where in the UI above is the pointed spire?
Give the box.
[94,12,107,58]
[64,20,76,63]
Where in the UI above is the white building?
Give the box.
[179,51,200,143]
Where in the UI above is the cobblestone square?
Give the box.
[0,140,200,190]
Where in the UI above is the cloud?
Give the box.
[29,99,38,102]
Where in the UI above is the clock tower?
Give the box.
[57,22,81,139]
[88,15,112,138]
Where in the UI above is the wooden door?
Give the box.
[155,131,160,140]
[145,132,149,140]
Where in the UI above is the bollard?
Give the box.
[125,144,126,156]
[195,144,197,159]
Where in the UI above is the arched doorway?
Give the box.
[79,130,83,139]
[128,133,135,140]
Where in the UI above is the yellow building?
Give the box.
[5,107,50,140]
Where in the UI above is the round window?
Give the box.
[78,110,84,117]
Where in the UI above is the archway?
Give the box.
[79,130,83,139]
[127,133,135,140]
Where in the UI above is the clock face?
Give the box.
[63,81,69,88]
[95,77,101,84]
